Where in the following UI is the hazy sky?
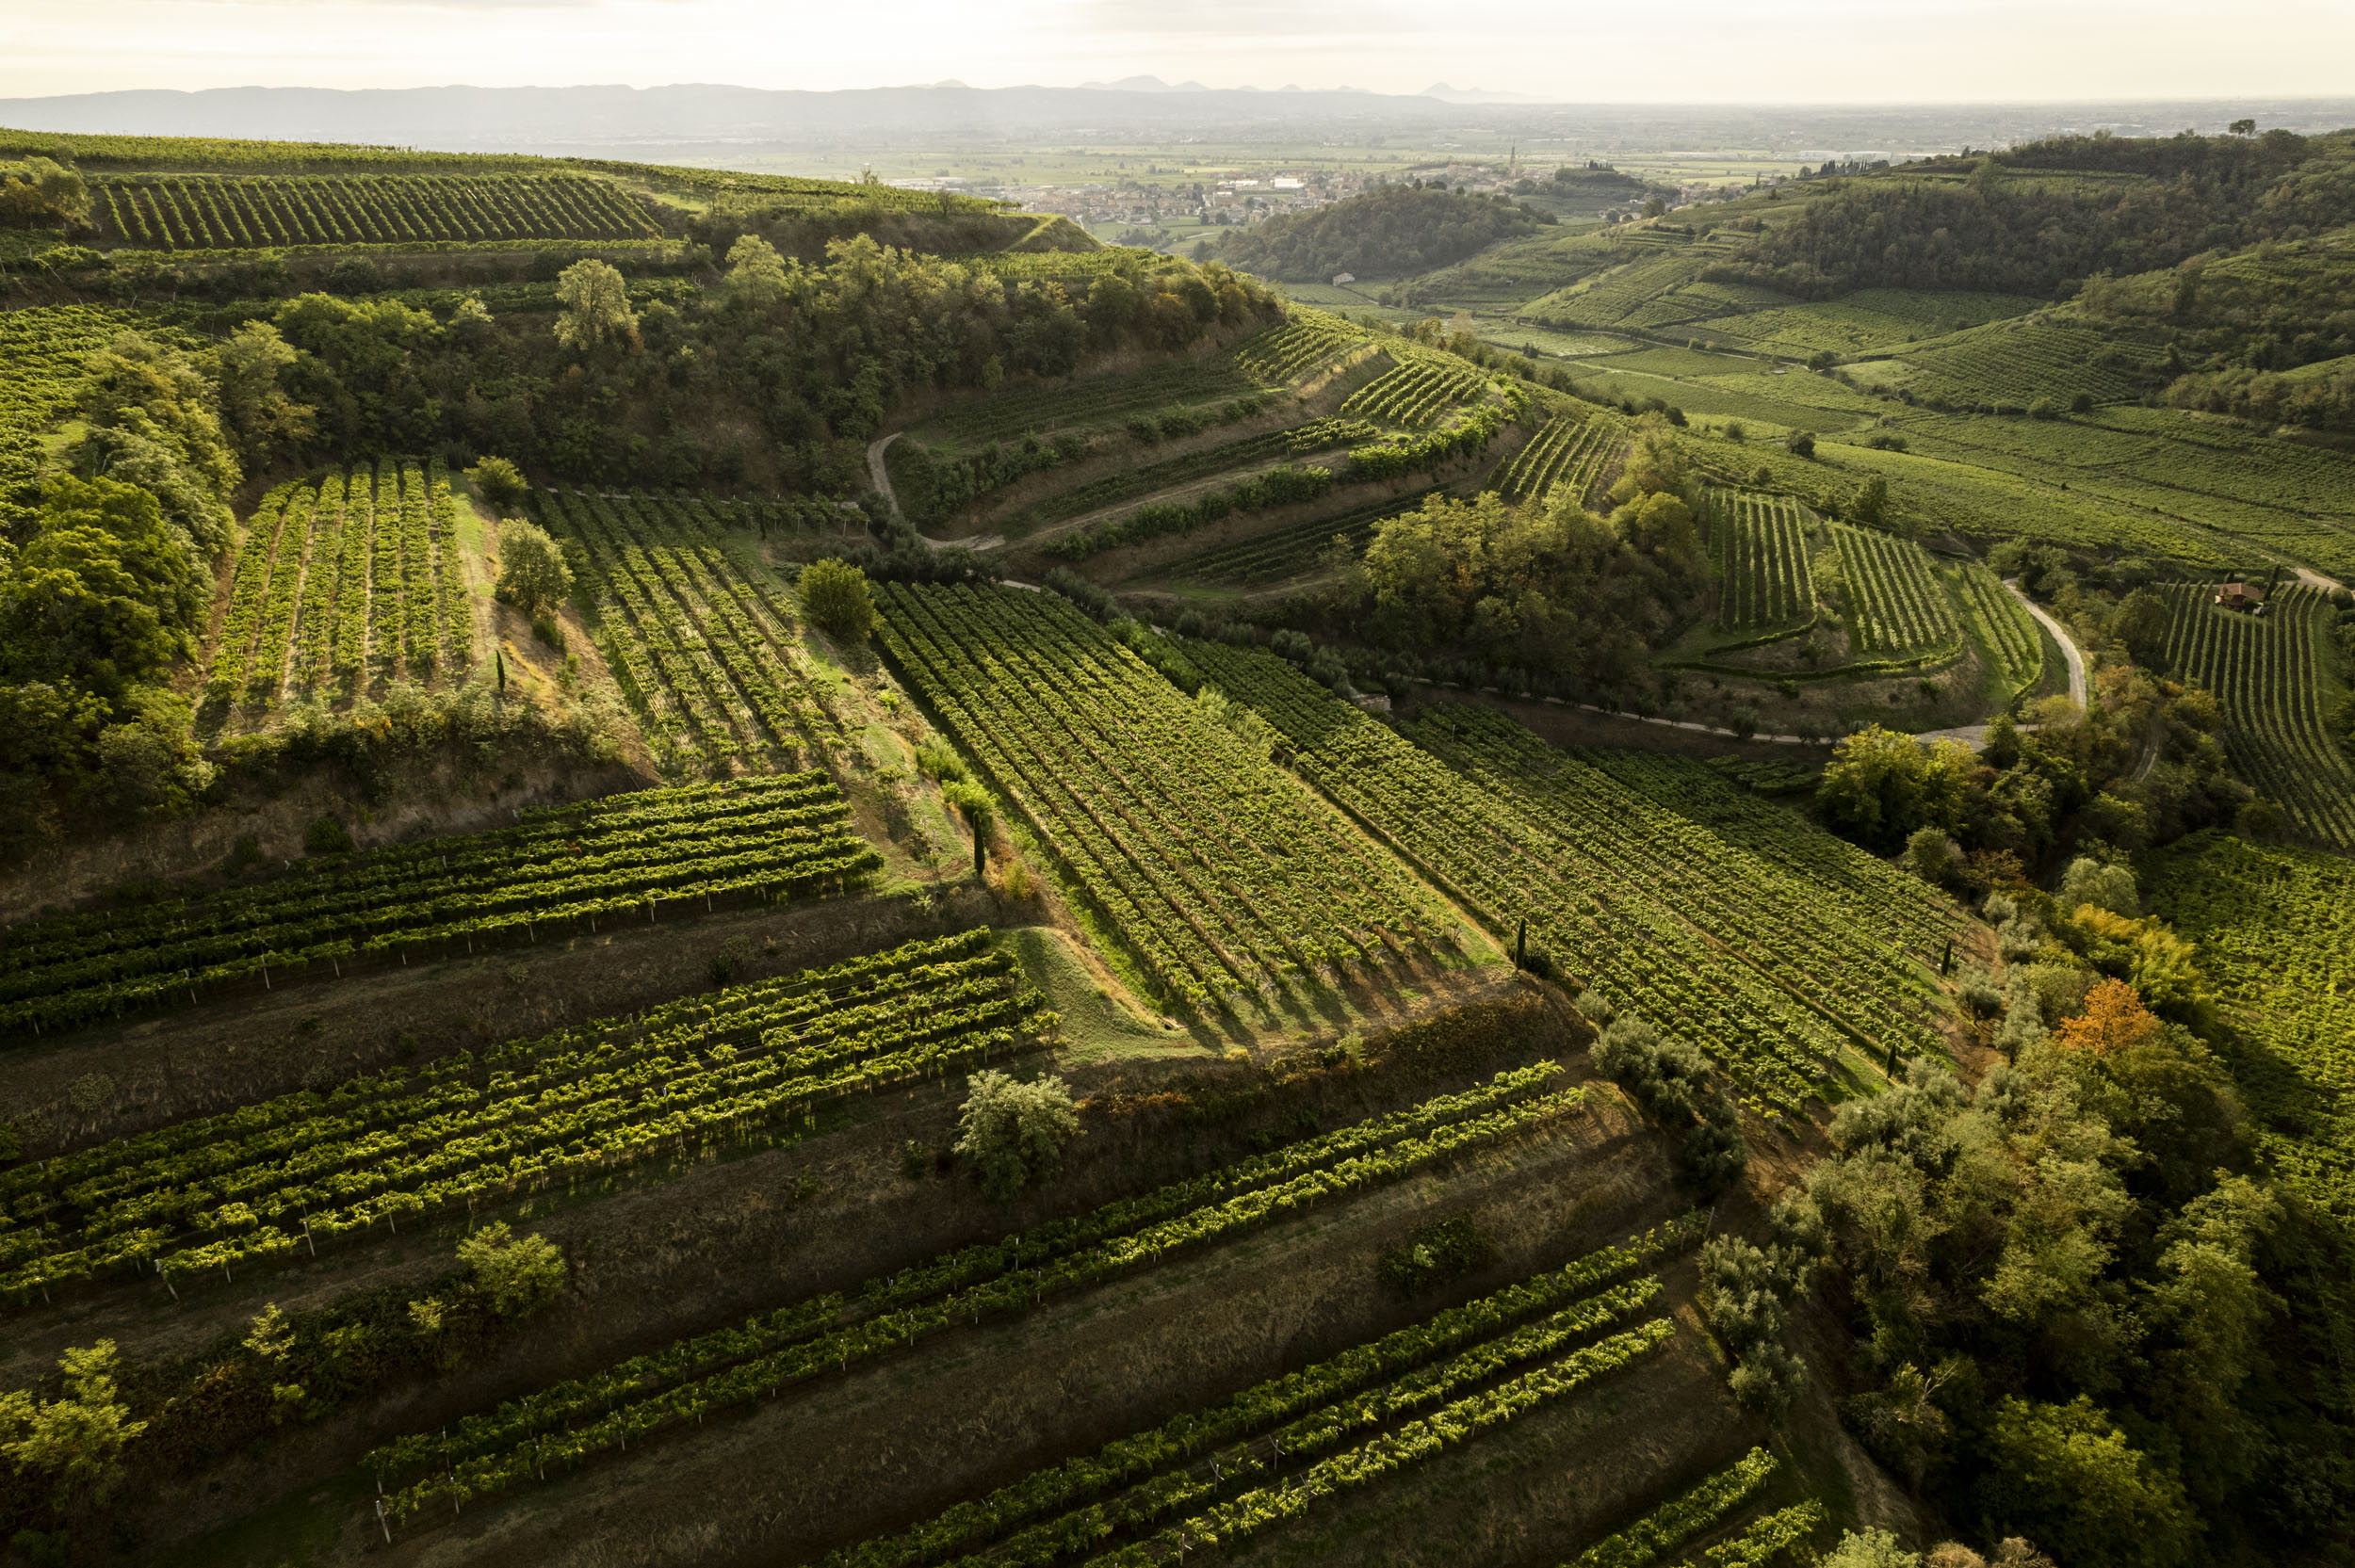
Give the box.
[5,0,2350,103]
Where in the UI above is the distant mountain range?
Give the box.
[1,85,2348,163]
[0,82,1486,153]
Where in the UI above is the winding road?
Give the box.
[2006,577,2087,708]
[867,430,1005,552]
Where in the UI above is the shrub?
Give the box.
[302,813,353,855]
[800,558,878,642]
[495,520,574,618]
[1787,430,1817,459]
[456,1223,567,1317]
[954,1070,1080,1201]
[465,456,528,511]
[1377,1215,1497,1296]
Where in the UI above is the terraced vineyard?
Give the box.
[1164,490,1441,585]
[203,459,477,703]
[1023,417,1372,527]
[1876,317,2168,408]
[1179,640,1959,1109]
[923,361,1268,446]
[89,172,663,250]
[1567,1446,1822,1567]
[0,775,879,1036]
[1709,490,1817,634]
[366,1066,1598,1527]
[1489,412,1624,506]
[1341,351,1493,428]
[2157,583,2355,849]
[813,1216,1701,1568]
[0,931,1039,1302]
[1233,307,1376,383]
[530,489,846,772]
[1832,524,1959,656]
[1958,562,2042,697]
[876,583,1450,1010]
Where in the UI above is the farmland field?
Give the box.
[1163,488,1441,585]
[8,110,2355,1568]
[1487,411,1625,506]
[0,774,879,1036]
[1833,523,1958,656]
[530,489,847,772]
[204,459,478,705]
[2157,583,2355,849]
[0,929,1038,1301]
[1708,489,1817,634]
[88,172,663,250]
[1179,639,1959,1109]
[877,583,1453,1010]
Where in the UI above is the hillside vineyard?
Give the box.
[0,109,2349,1568]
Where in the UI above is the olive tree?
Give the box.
[955,1071,1080,1201]
[495,519,574,618]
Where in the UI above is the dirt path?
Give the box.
[2006,578,2087,707]
[866,430,1005,552]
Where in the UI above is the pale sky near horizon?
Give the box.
[2,0,2349,104]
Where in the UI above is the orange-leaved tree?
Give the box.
[2055,978,2163,1057]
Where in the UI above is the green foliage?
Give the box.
[368,1068,1589,1522]
[494,518,573,618]
[466,455,528,511]
[0,157,88,229]
[1820,1529,1919,1568]
[552,257,641,352]
[1215,184,1541,282]
[799,558,877,642]
[1377,1215,1496,1297]
[456,1223,567,1317]
[1817,726,1976,851]
[301,811,353,854]
[1974,1397,2198,1568]
[531,488,846,772]
[0,1341,145,1510]
[1567,1447,1778,1568]
[0,774,878,1037]
[954,1069,1079,1202]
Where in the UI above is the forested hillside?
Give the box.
[1215,184,1547,281]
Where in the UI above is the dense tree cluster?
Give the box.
[1809,957,2327,1564]
[1214,186,1543,283]
[264,240,1273,494]
[1294,417,1707,693]
[1710,132,2355,300]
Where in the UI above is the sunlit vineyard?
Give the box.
[0,775,878,1036]
[2158,583,2355,848]
[1179,639,1959,1109]
[1957,561,2042,696]
[1232,306,1376,383]
[0,930,1037,1301]
[1489,411,1624,506]
[89,172,663,251]
[1883,317,2166,408]
[203,459,475,705]
[530,489,847,773]
[877,583,1449,1010]
[1340,350,1493,428]
[1833,523,1958,656]
[1709,489,1817,634]
[371,1130,1660,1530]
